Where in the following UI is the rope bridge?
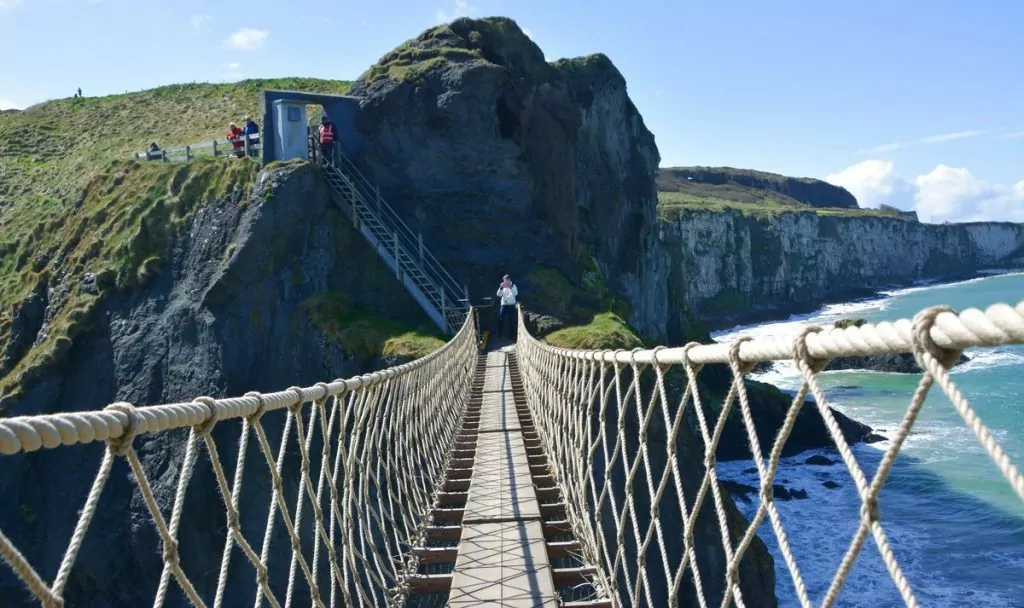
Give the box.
[0,300,1020,607]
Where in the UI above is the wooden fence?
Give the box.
[135,133,261,162]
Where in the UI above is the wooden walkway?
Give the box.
[448,349,558,606]
[407,348,609,607]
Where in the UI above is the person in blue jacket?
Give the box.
[242,115,260,156]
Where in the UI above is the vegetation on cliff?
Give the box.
[0,159,260,409]
[358,17,552,85]
[0,78,357,410]
[302,292,444,360]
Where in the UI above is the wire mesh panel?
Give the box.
[515,301,1024,608]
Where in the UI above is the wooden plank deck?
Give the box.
[448,350,559,607]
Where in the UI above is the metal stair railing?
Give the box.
[311,138,470,334]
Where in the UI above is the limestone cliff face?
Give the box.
[347,17,669,341]
[0,162,426,606]
[661,210,1024,332]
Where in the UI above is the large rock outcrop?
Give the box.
[662,210,1024,331]
[0,162,429,606]
[658,166,859,210]
[347,17,670,341]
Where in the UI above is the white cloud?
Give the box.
[826,159,1024,223]
[436,0,476,23]
[0,0,23,9]
[0,98,21,110]
[190,14,213,33]
[522,27,533,38]
[227,62,241,71]
[856,130,984,155]
[224,28,269,51]
[825,160,916,210]
[998,131,1024,140]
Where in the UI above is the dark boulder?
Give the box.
[823,351,970,374]
[805,455,835,466]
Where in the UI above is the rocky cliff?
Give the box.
[661,209,1024,333]
[347,17,670,342]
[0,160,435,606]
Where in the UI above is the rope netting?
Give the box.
[516,301,1024,608]
[0,314,477,608]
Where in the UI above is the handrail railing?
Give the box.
[0,313,479,608]
[515,300,1024,607]
[330,150,467,304]
[310,134,470,333]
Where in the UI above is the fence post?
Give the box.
[244,135,251,158]
[212,140,218,157]
[185,146,192,162]
[441,290,447,330]
[161,150,167,162]
[418,233,425,263]
[393,232,402,281]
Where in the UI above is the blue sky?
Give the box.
[1,0,1022,222]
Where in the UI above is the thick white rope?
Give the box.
[0,313,476,608]
[516,299,1024,608]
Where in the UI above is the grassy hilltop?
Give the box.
[0,78,353,406]
[656,166,903,220]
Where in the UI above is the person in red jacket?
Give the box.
[318,115,337,165]
[227,123,245,157]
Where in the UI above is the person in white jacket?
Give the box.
[496,274,518,339]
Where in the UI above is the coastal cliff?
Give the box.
[661,209,1024,333]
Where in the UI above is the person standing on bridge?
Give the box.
[318,115,337,166]
[496,275,518,340]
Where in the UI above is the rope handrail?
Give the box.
[541,300,1024,364]
[0,312,478,608]
[514,299,1024,607]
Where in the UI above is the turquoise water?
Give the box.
[713,272,1024,607]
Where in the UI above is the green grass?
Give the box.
[657,190,903,220]
[358,17,550,86]
[0,158,260,407]
[0,78,352,410]
[302,292,446,360]
[543,312,645,350]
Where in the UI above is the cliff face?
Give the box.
[659,166,859,210]
[661,210,1024,333]
[0,162,428,606]
[348,17,669,341]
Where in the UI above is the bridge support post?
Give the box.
[419,233,425,263]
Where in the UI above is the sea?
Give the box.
[712,271,1024,607]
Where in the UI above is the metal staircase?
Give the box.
[313,143,470,334]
